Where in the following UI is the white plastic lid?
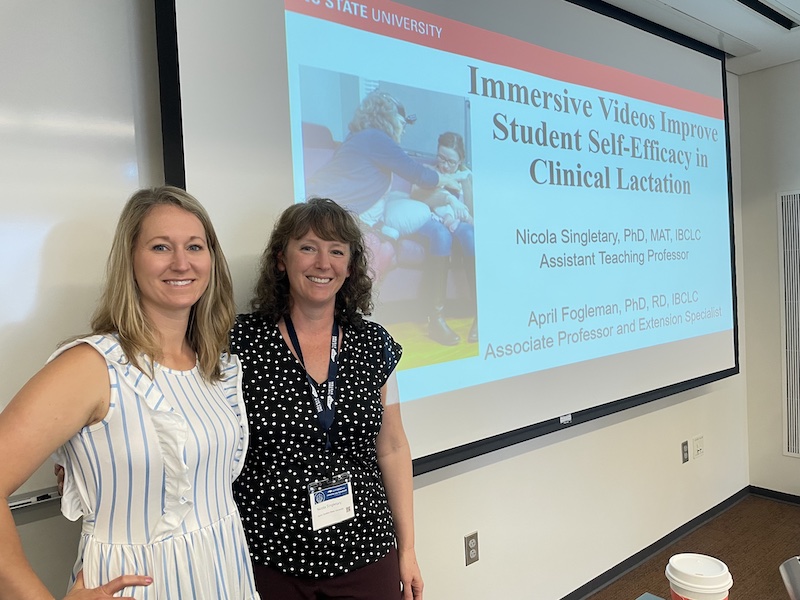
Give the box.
[665,553,733,593]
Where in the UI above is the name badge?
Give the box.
[308,472,355,531]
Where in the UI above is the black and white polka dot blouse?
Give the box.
[231,312,401,578]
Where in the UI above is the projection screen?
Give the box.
[157,0,738,473]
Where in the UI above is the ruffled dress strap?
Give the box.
[49,334,193,540]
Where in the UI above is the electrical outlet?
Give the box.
[464,531,479,566]
[681,440,689,463]
[692,435,704,458]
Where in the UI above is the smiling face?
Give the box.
[133,204,211,323]
[279,229,351,314]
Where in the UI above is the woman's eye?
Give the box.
[152,244,168,251]
[188,244,205,252]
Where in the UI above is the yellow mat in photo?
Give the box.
[385,318,479,370]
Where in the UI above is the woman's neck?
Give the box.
[287,303,335,334]
[146,309,194,368]
[283,304,339,383]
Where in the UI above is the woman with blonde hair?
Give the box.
[0,186,258,599]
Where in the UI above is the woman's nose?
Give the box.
[171,249,190,270]
[314,252,330,269]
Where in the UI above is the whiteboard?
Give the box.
[0,1,162,497]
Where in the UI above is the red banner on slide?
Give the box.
[285,0,724,119]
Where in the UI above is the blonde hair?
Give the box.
[348,92,405,143]
[89,186,235,381]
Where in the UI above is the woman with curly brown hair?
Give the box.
[231,198,422,599]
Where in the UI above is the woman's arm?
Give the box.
[376,372,423,600]
[458,169,474,213]
[411,187,457,210]
[0,344,151,599]
[435,171,460,192]
[369,130,439,191]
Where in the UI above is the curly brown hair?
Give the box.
[250,198,373,328]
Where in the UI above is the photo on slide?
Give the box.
[297,65,479,370]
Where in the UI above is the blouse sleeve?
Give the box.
[376,323,403,383]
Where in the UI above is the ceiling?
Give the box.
[599,0,800,75]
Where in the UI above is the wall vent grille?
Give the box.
[779,191,800,457]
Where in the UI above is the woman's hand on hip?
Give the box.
[64,570,153,599]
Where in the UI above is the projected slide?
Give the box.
[284,0,734,405]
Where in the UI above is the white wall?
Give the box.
[4,2,756,598]
[739,61,800,495]
[414,379,749,599]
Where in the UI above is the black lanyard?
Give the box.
[284,315,339,450]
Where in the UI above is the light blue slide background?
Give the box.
[285,11,734,402]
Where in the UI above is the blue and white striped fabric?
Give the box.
[51,334,258,599]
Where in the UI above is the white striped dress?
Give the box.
[51,334,258,599]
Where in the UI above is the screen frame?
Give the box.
[154,0,739,476]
